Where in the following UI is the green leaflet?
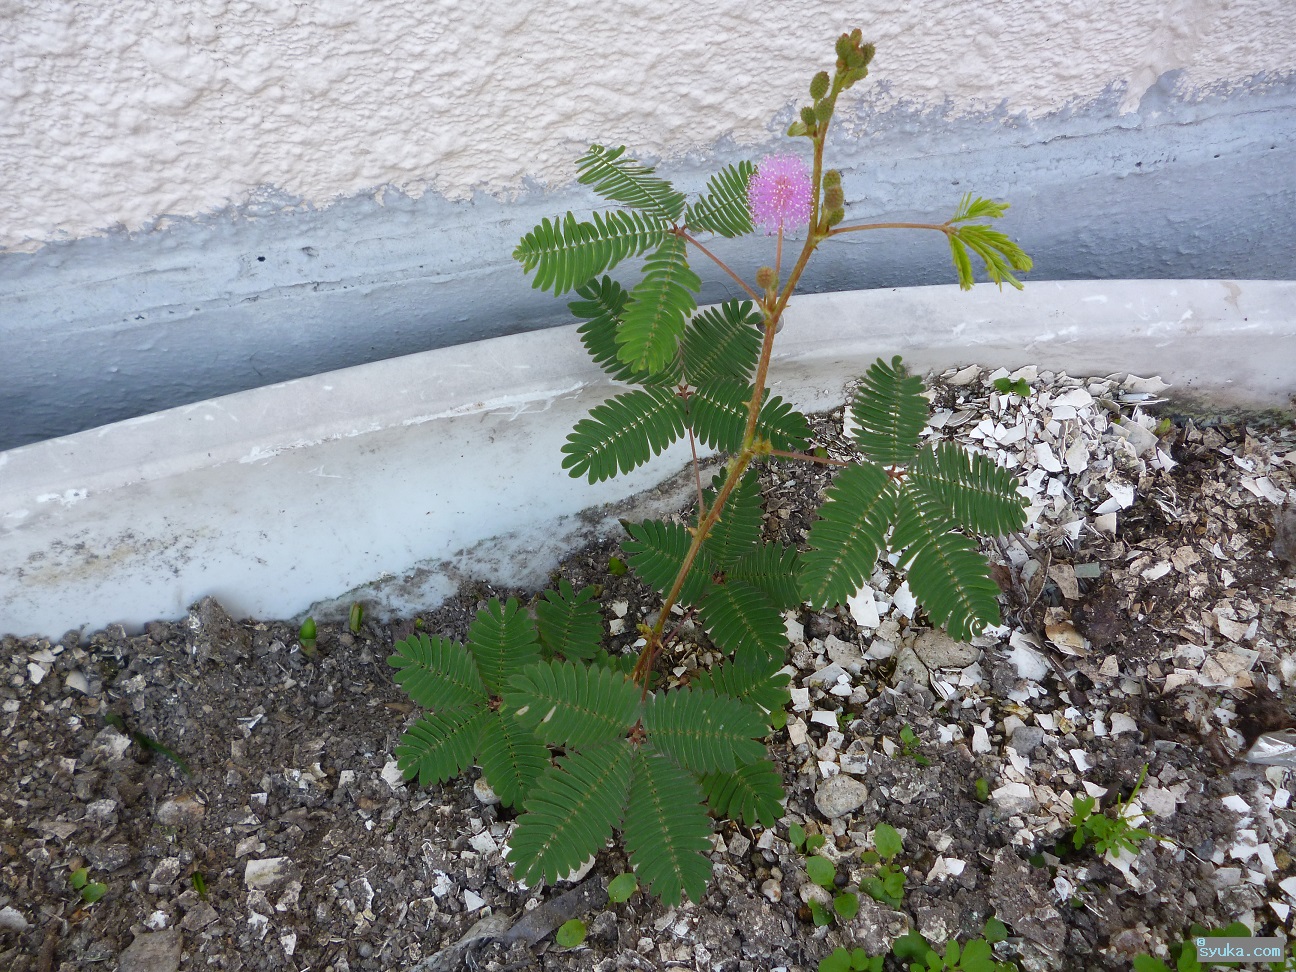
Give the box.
[700,469,762,567]
[569,277,678,386]
[683,161,756,238]
[509,742,635,888]
[907,443,1028,537]
[477,712,549,809]
[689,655,790,717]
[467,597,542,695]
[891,489,1002,640]
[618,235,701,375]
[681,300,763,385]
[514,209,669,295]
[798,462,895,609]
[387,633,487,712]
[395,708,490,788]
[623,749,714,906]
[561,388,687,483]
[622,519,712,605]
[535,580,604,660]
[698,759,785,828]
[642,685,767,774]
[727,542,802,612]
[575,145,686,222]
[504,659,641,748]
[697,579,787,664]
[686,378,811,454]
[850,356,927,465]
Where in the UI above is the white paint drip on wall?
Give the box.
[3,0,1293,250]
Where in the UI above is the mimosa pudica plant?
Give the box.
[388,30,1032,908]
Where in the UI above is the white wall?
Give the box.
[1,0,1294,450]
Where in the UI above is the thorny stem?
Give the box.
[675,229,761,301]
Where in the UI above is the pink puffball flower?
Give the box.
[747,154,812,235]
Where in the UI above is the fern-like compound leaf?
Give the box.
[907,443,1028,537]
[535,579,605,661]
[700,469,762,568]
[953,224,1031,291]
[698,579,788,665]
[623,748,714,906]
[851,356,927,465]
[948,193,1011,224]
[799,462,896,609]
[504,659,641,749]
[514,209,669,295]
[684,161,756,238]
[510,742,634,888]
[561,388,687,483]
[891,489,1003,640]
[699,758,785,828]
[477,711,550,809]
[727,542,802,611]
[686,378,810,454]
[948,234,975,291]
[467,597,542,696]
[387,633,488,712]
[681,299,763,385]
[643,686,768,774]
[622,519,712,605]
[569,277,677,386]
[618,235,701,375]
[576,145,687,223]
[689,656,790,719]
[395,707,489,788]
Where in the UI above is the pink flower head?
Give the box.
[748,154,812,235]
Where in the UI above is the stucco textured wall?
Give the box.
[1,1,1294,451]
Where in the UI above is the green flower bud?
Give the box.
[823,169,842,188]
[800,105,817,127]
[810,71,830,100]
[835,34,852,60]
[755,266,776,289]
[786,120,809,137]
[850,28,862,45]
[860,43,876,66]
[826,207,844,227]
[814,99,833,122]
[824,185,844,209]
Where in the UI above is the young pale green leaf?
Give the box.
[727,541,803,611]
[805,855,836,888]
[798,462,895,609]
[387,633,489,712]
[617,235,700,375]
[873,822,903,860]
[983,916,1008,945]
[477,711,550,809]
[562,388,687,483]
[642,686,767,774]
[948,193,1011,224]
[623,748,714,906]
[948,234,975,290]
[681,300,763,385]
[622,519,712,605]
[569,276,677,386]
[834,892,860,921]
[850,356,927,465]
[686,378,810,454]
[697,579,788,665]
[555,918,587,948]
[683,161,756,238]
[575,145,686,222]
[395,708,490,788]
[891,490,1003,640]
[535,580,605,660]
[953,223,1031,291]
[514,209,670,295]
[698,758,785,828]
[700,469,762,568]
[467,597,542,695]
[510,742,634,888]
[958,938,995,972]
[607,872,638,903]
[504,659,641,748]
[907,443,1028,537]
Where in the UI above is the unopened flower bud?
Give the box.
[823,169,842,188]
[810,71,830,100]
[835,35,852,60]
[800,106,817,127]
[756,266,776,289]
[860,43,875,66]
[850,28,862,45]
[825,207,844,227]
[824,185,844,209]
[814,99,832,122]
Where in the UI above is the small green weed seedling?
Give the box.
[974,777,991,803]
[191,871,208,899]
[789,821,827,855]
[387,28,1031,908]
[1133,921,1293,972]
[1070,765,1165,858]
[69,866,107,905]
[349,602,364,636]
[895,918,1015,972]
[802,853,860,926]
[992,377,1031,397]
[895,725,931,766]
[556,918,587,948]
[820,946,884,972]
[859,822,906,908]
[298,617,318,654]
[104,712,192,777]
[607,872,638,903]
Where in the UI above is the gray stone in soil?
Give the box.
[987,846,1065,953]
[118,929,182,972]
[1009,725,1046,755]
[844,897,911,954]
[186,595,251,665]
[912,629,980,669]
[891,645,929,687]
[814,774,869,819]
[0,905,29,932]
